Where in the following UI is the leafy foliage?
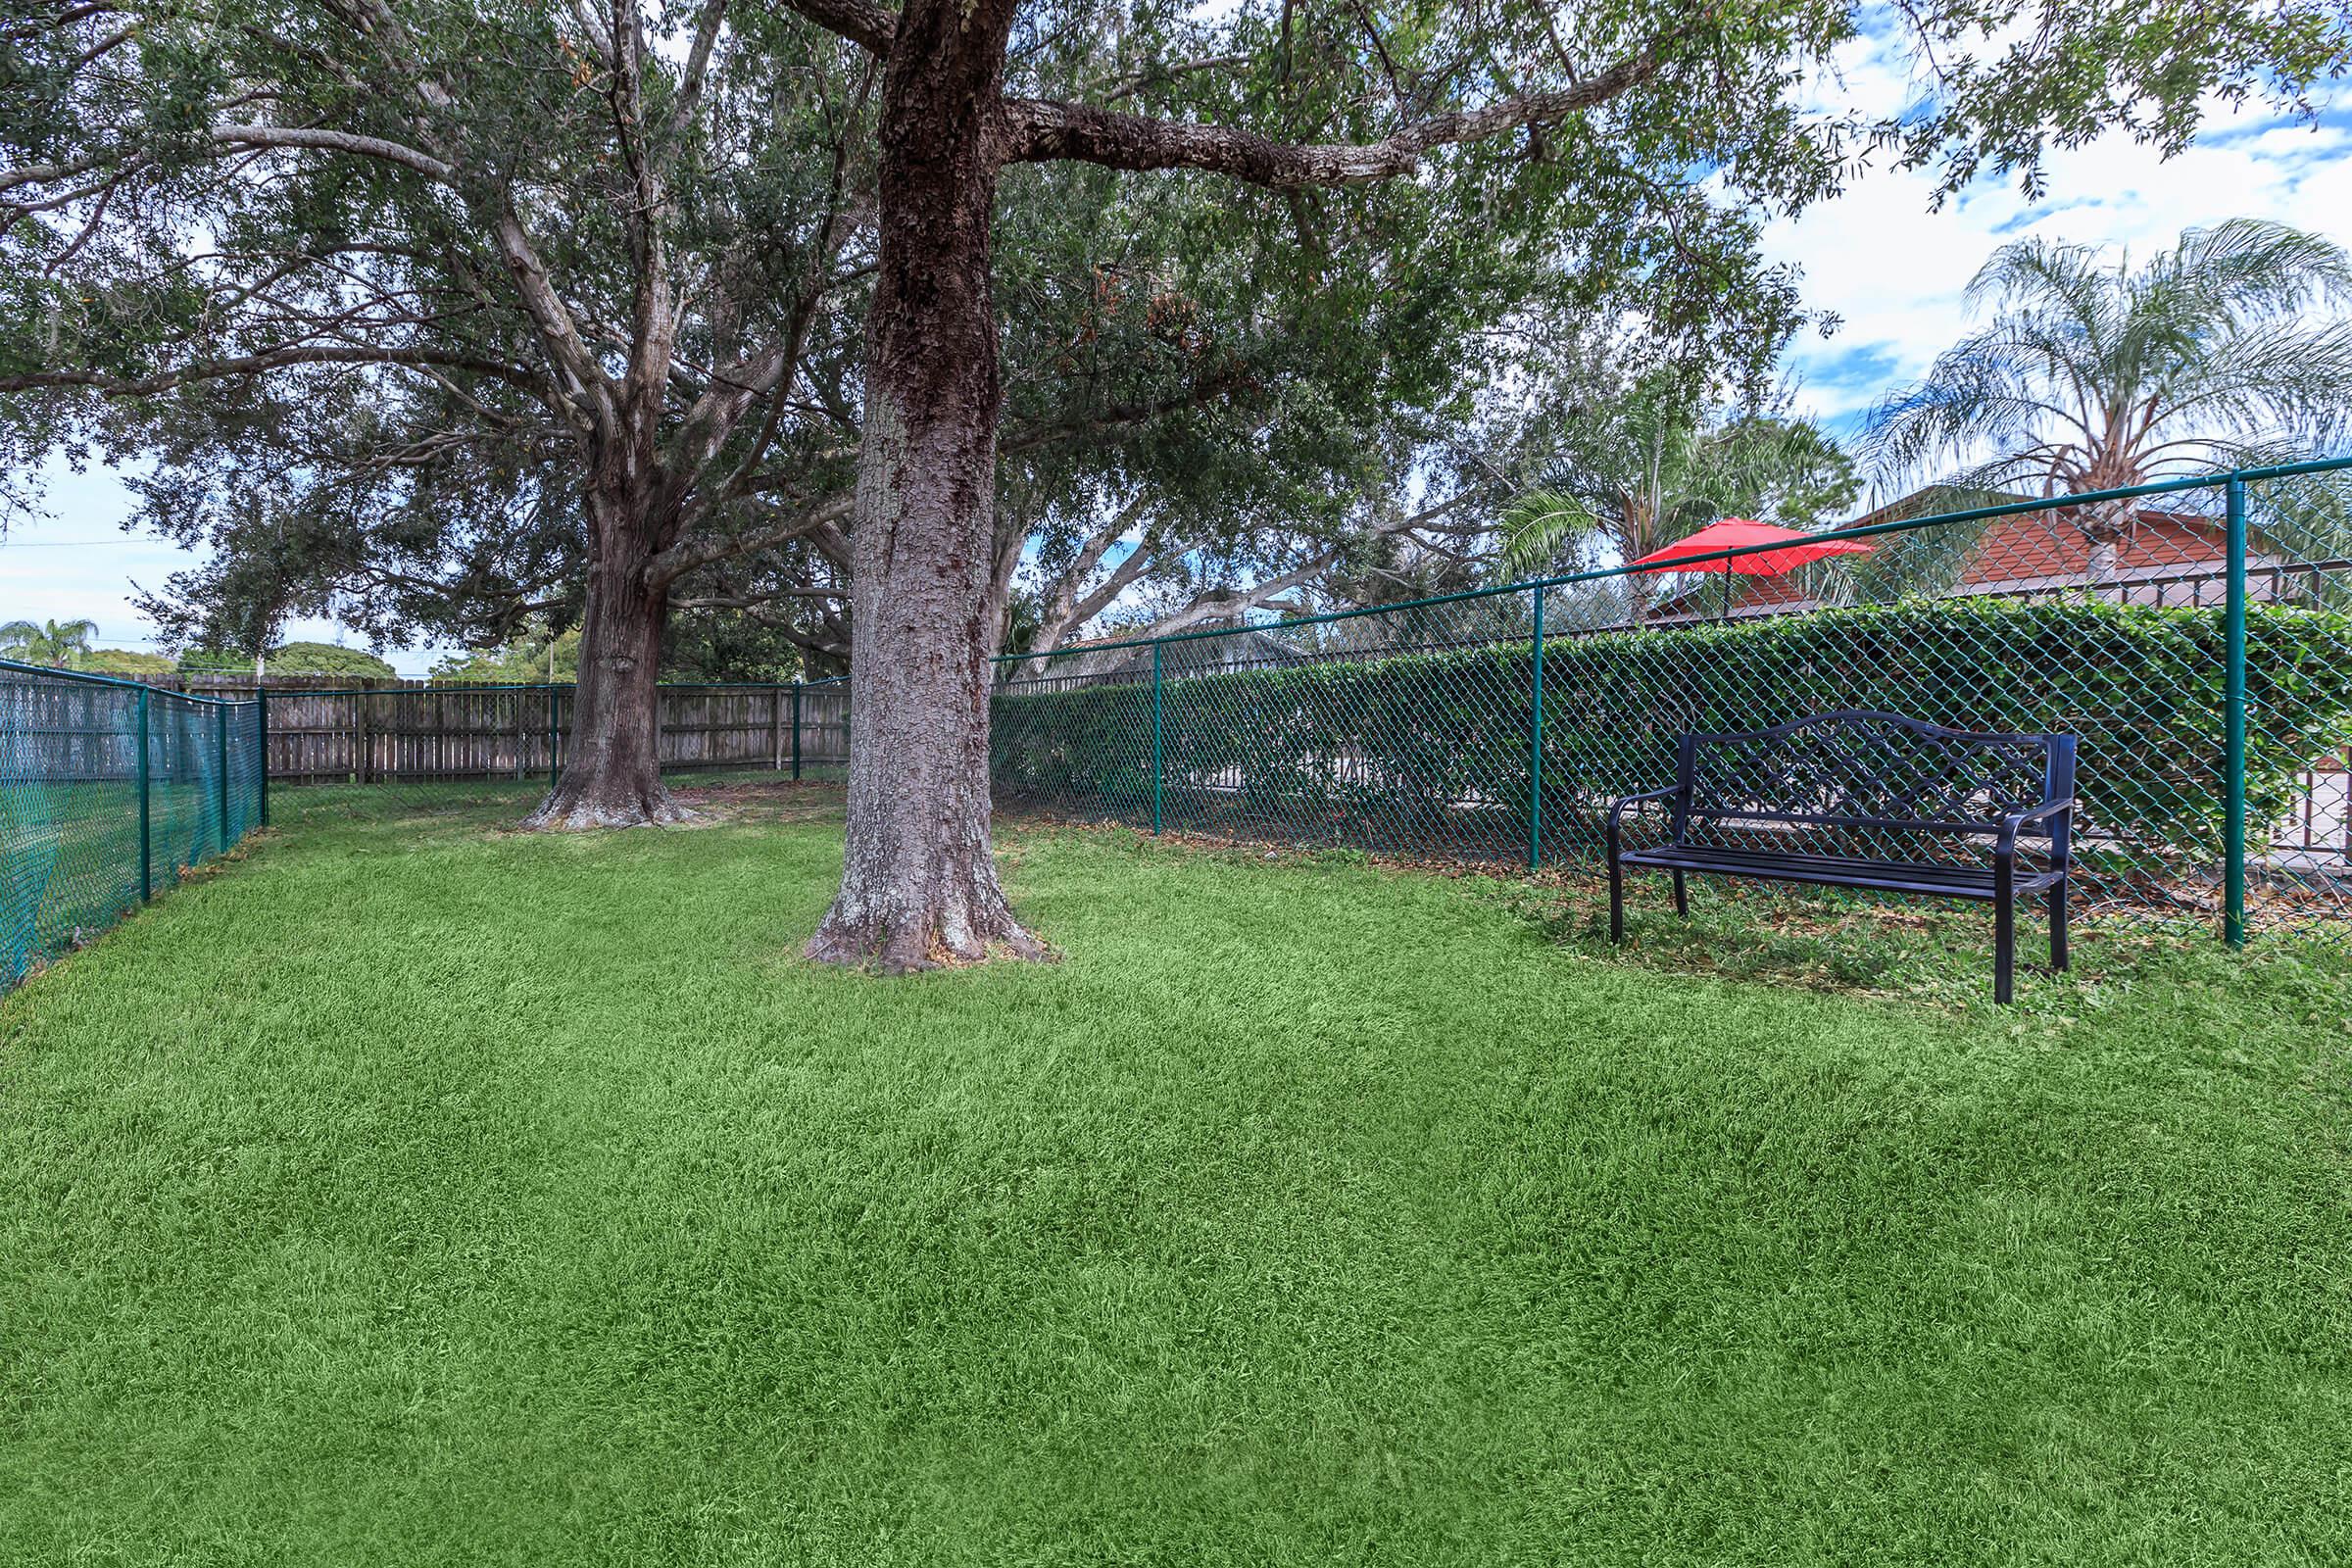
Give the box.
[432,630,581,686]
[0,619,99,667]
[74,649,174,675]
[1496,368,1856,616]
[14,1,2344,665]
[184,641,398,679]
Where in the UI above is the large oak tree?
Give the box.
[750,0,2347,967]
[4,0,894,825]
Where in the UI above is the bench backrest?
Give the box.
[1673,710,2076,842]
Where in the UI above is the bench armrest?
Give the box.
[1995,797,2076,858]
[1606,786,1684,853]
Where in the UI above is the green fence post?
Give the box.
[547,686,561,782]
[1151,642,1164,834]
[791,684,804,780]
[216,703,230,853]
[1528,584,1545,871]
[256,690,270,827]
[136,686,152,903]
[2224,474,2249,948]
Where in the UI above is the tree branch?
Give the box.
[673,586,850,608]
[662,0,732,151]
[490,212,617,435]
[1147,551,1341,637]
[0,146,136,196]
[1004,49,1661,186]
[1027,494,1153,657]
[1084,53,1251,105]
[769,0,895,56]
[208,123,458,183]
[999,370,1260,454]
[644,491,855,589]
[0,345,547,399]
[1109,490,1480,642]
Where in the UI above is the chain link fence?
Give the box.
[10,461,2349,991]
[2,661,264,987]
[995,460,2352,940]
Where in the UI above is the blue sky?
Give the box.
[5,59,2348,673]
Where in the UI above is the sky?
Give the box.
[1765,27,2352,438]
[4,33,2349,674]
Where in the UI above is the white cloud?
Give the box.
[1770,27,2352,427]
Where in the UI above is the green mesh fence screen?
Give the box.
[994,462,2352,940]
[1,662,263,988]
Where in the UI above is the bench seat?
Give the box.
[1618,843,2064,900]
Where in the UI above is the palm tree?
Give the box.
[0,618,100,667]
[1499,374,1854,626]
[1862,220,2352,585]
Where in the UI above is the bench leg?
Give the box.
[1671,868,1688,918]
[1607,852,1625,943]
[2048,883,2069,972]
[1993,890,2016,1004]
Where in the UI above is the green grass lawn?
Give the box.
[4,785,2349,1566]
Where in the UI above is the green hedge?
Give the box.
[990,599,2352,870]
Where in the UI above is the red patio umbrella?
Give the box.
[1626,517,1874,620]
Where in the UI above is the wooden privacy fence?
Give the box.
[260,682,849,785]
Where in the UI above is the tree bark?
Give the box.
[2078,498,2135,602]
[524,490,684,830]
[806,0,1045,970]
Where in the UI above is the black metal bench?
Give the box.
[1604,710,2077,1003]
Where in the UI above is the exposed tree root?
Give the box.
[521,776,693,832]
[805,897,1053,974]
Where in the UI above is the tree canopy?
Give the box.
[2,0,1621,666]
[183,641,400,678]
[1496,360,1856,623]
[11,1,2339,662]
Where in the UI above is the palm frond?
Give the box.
[1496,489,1607,578]
[1859,333,2080,489]
[1874,221,2352,503]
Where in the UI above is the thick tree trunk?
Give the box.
[806,0,1045,970]
[525,503,684,830]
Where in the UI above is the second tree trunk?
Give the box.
[526,527,682,831]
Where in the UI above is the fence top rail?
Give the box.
[995,453,2352,665]
[0,656,258,708]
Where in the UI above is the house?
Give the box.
[1002,625,1313,689]
[1653,487,2300,624]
